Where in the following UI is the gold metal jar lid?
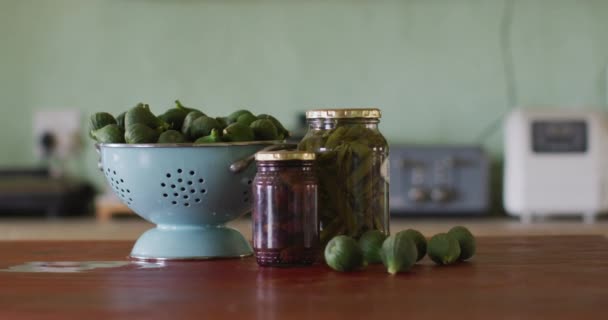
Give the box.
[305,108,381,119]
[255,150,316,161]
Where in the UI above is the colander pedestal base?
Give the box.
[129,225,253,260]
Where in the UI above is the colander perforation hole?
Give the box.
[244,197,249,203]
[161,169,207,207]
[247,180,252,185]
[105,168,133,205]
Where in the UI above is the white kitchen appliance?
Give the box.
[503,108,608,223]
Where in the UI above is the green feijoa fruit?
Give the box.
[215,117,228,130]
[257,114,290,138]
[158,108,188,131]
[427,233,461,265]
[89,112,117,132]
[324,235,365,272]
[222,122,255,142]
[447,226,476,261]
[380,232,417,275]
[174,99,204,115]
[227,109,254,123]
[194,129,222,143]
[402,229,427,262]
[125,123,161,144]
[358,230,387,264]
[157,130,186,143]
[250,119,279,141]
[190,116,222,140]
[125,103,169,131]
[92,124,124,143]
[116,112,126,131]
[236,113,258,127]
[89,112,116,139]
[181,111,205,139]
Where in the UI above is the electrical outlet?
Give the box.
[33,109,82,160]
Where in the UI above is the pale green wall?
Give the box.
[1,0,608,189]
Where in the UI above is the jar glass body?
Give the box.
[298,117,389,244]
[252,160,318,267]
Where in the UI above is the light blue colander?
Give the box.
[96,141,282,260]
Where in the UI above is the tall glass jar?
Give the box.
[252,150,319,267]
[298,108,389,244]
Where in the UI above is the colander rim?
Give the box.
[96,140,284,148]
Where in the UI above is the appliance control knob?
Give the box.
[431,187,452,203]
[408,187,428,203]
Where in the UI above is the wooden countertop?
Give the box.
[1,236,607,319]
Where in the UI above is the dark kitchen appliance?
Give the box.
[389,145,490,216]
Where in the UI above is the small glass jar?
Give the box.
[298,108,390,244]
[252,150,318,267]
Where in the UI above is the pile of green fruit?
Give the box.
[324,226,476,274]
[89,100,290,144]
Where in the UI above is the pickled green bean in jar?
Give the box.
[298,108,389,244]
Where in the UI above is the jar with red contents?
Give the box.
[252,150,318,267]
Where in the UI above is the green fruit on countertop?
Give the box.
[92,124,124,143]
[158,108,188,131]
[250,119,279,141]
[194,128,223,143]
[116,112,126,131]
[157,130,187,143]
[190,116,222,140]
[447,226,476,261]
[89,112,117,137]
[380,232,417,275]
[427,233,461,265]
[125,123,161,144]
[402,229,427,262]
[324,235,365,272]
[222,122,255,142]
[124,103,169,131]
[358,230,387,264]
[181,110,205,140]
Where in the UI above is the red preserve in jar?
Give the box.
[252,150,318,267]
